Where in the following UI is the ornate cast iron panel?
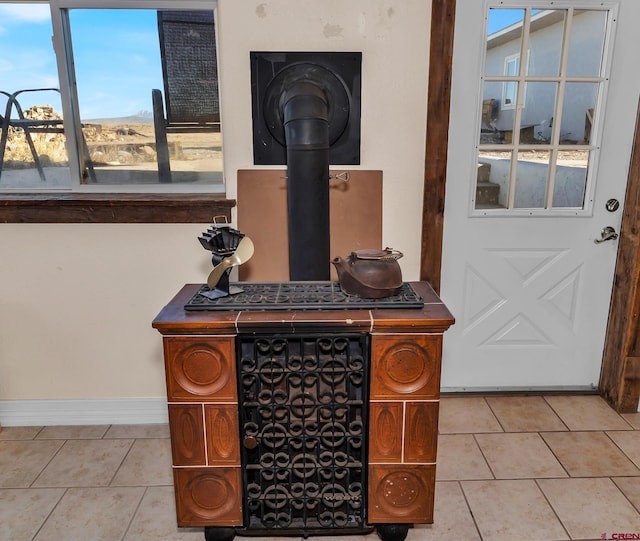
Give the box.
[237,334,370,534]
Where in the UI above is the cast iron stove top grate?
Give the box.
[184,281,423,311]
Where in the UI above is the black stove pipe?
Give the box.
[282,81,331,281]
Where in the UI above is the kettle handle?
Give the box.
[381,248,403,260]
[352,248,404,261]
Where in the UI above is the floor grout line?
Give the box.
[29,485,68,541]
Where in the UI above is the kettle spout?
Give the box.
[331,256,350,278]
[332,255,368,297]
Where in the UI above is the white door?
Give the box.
[440,0,640,390]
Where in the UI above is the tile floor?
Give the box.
[2,395,640,541]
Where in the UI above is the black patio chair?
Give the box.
[0,88,95,182]
[152,10,220,182]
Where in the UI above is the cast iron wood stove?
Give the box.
[152,281,454,541]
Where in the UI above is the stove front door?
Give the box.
[237,334,370,534]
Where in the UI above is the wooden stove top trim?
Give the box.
[151,281,455,335]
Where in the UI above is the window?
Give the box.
[475,6,610,214]
[502,53,519,108]
[0,0,223,194]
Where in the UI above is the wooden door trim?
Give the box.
[600,99,640,412]
[420,0,640,411]
[420,0,456,294]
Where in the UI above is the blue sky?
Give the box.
[0,4,163,119]
[488,8,541,35]
[68,9,163,119]
[0,3,532,118]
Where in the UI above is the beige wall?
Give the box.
[0,0,430,401]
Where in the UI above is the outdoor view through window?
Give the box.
[476,8,607,212]
[0,2,222,190]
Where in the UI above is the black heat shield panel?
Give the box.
[184,282,424,311]
[250,51,362,165]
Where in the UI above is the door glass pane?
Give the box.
[0,3,71,189]
[479,82,514,143]
[485,9,524,76]
[522,82,557,144]
[488,82,518,144]
[475,151,512,209]
[67,8,223,186]
[513,150,549,209]
[561,82,598,145]
[567,10,607,77]
[553,150,589,208]
[527,10,565,76]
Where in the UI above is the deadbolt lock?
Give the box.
[606,199,620,212]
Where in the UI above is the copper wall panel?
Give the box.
[368,464,435,524]
[404,402,439,463]
[237,169,383,282]
[369,402,403,463]
[167,404,206,466]
[173,467,243,526]
[164,337,237,401]
[370,335,442,399]
[205,404,241,465]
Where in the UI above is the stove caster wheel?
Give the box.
[204,527,236,541]
[376,524,410,541]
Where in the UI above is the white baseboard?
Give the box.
[440,385,597,393]
[0,398,168,426]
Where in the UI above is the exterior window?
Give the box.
[0,0,222,193]
[0,3,68,189]
[475,6,609,214]
[503,54,519,108]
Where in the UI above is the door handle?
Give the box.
[594,226,619,244]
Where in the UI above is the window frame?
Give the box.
[502,53,520,109]
[472,4,615,217]
[53,0,223,193]
[0,0,231,222]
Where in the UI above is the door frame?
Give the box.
[420,0,640,412]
